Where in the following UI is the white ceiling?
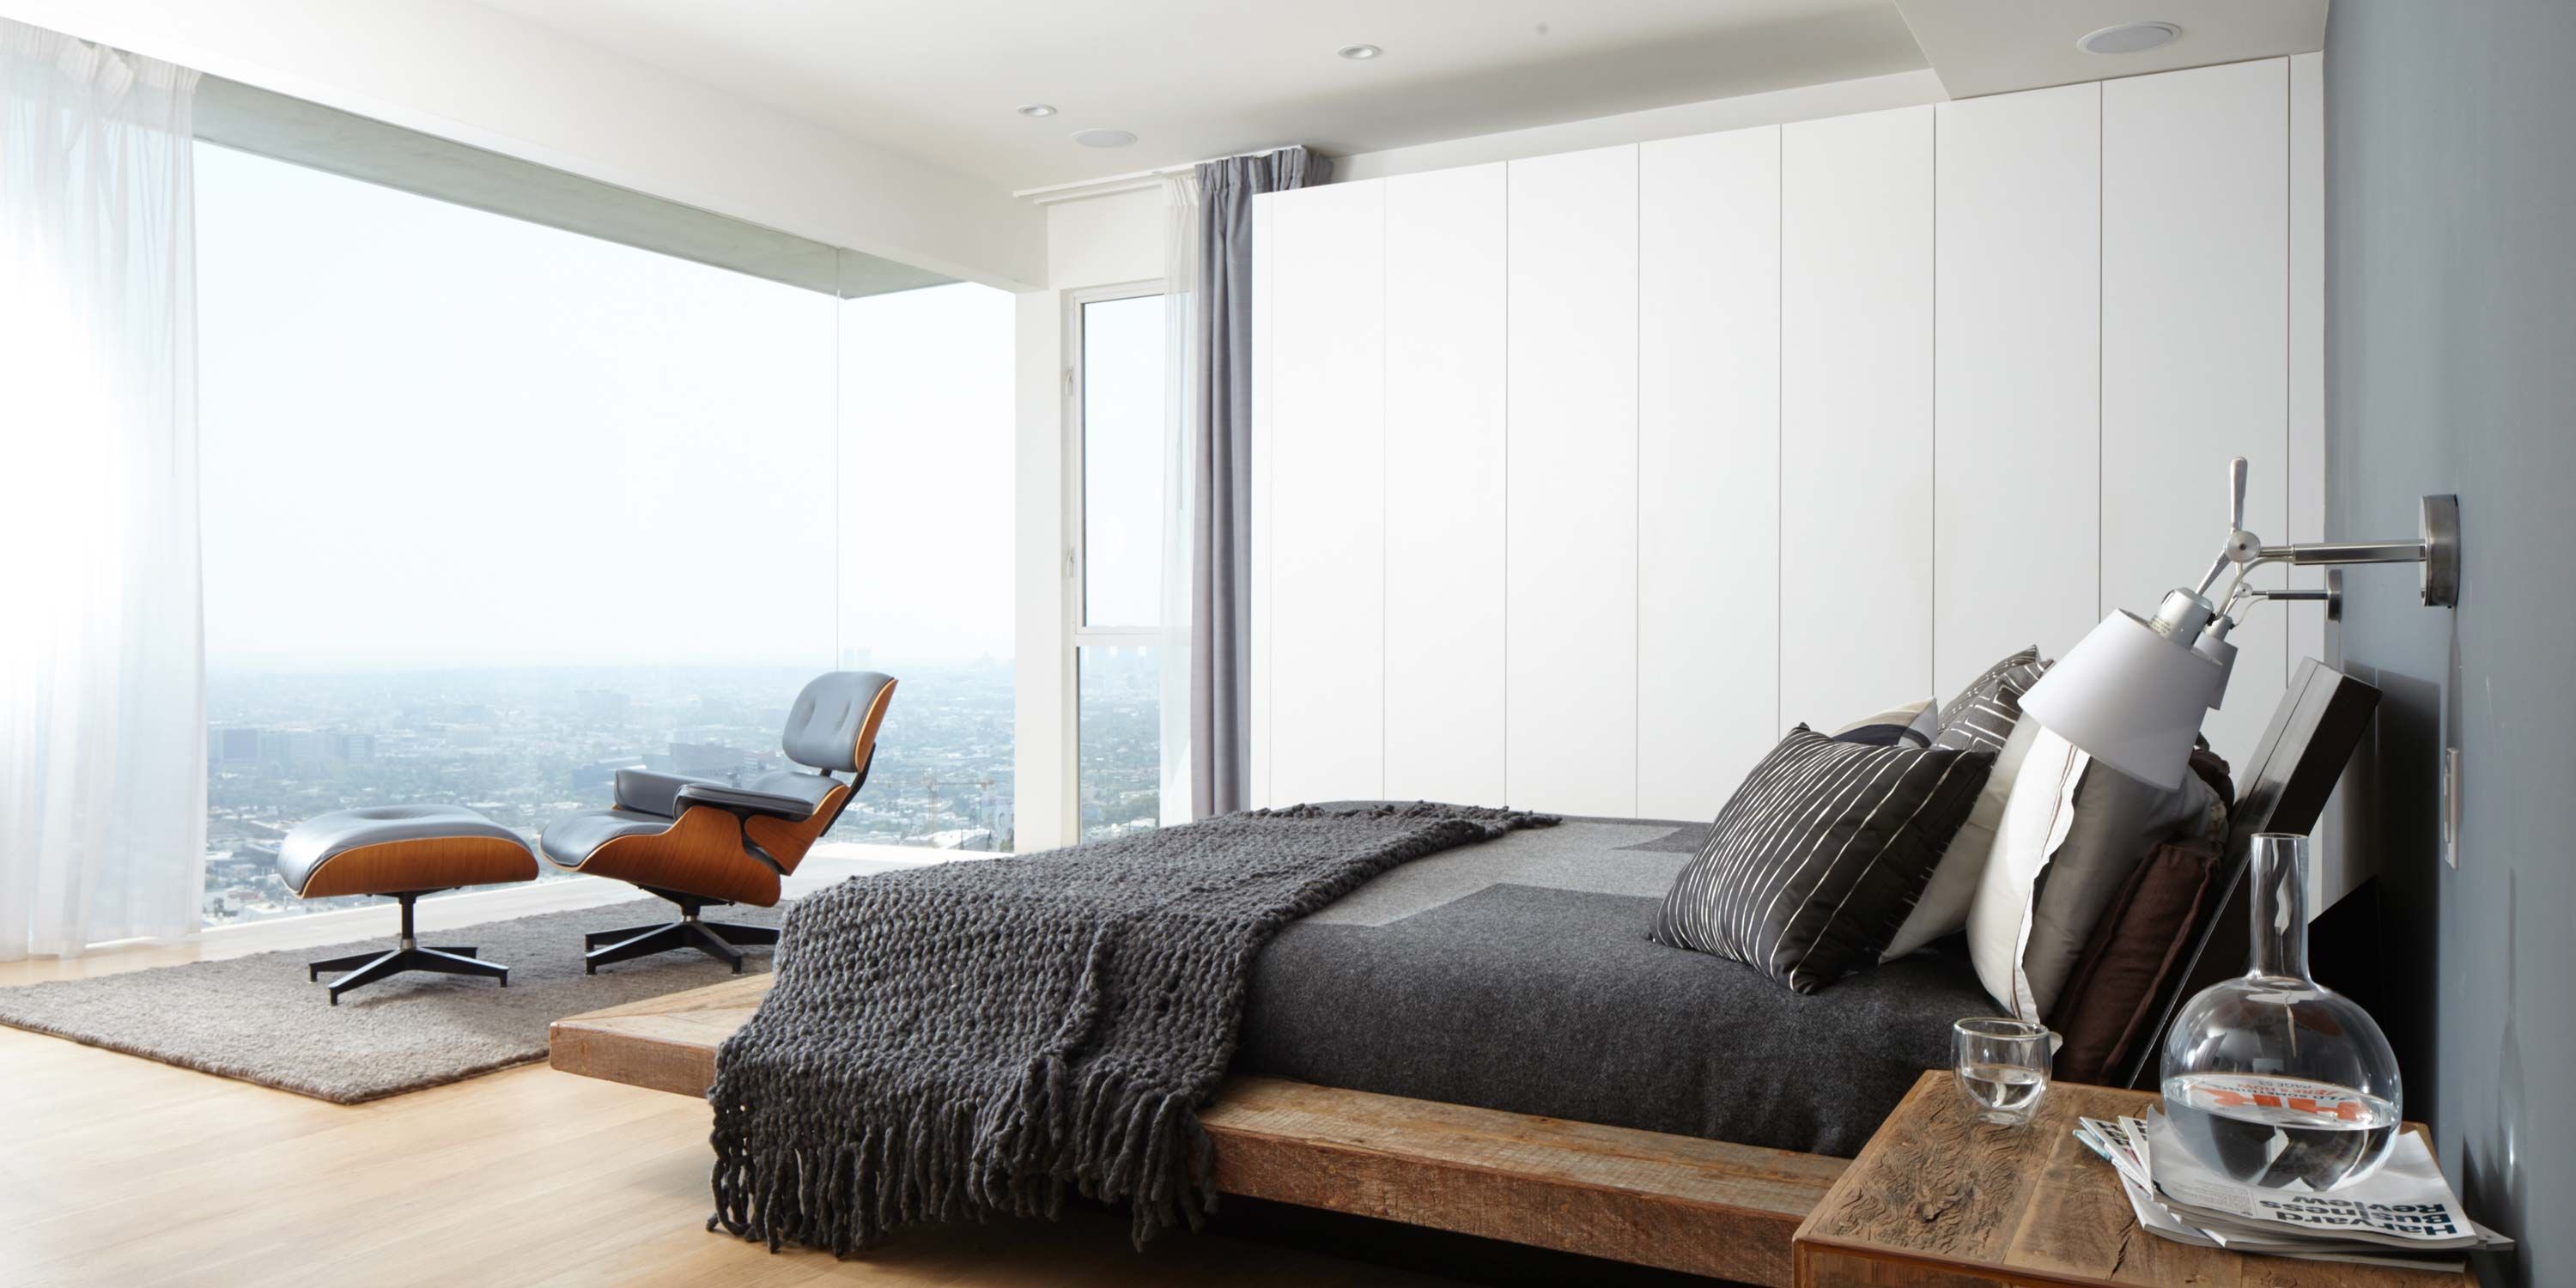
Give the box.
[464,0,2328,195]
[465,0,1927,191]
[1893,0,2330,100]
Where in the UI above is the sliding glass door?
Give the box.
[1068,288,1167,841]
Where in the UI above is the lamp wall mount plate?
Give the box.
[2258,492,2460,607]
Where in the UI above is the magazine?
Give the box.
[2073,1113,2511,1271]
[2143,1109,2509,1251]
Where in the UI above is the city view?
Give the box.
[1077,644,1163,840]
[189,141,1165,927]
[204,658,1168,924]
[203,661,1001,923]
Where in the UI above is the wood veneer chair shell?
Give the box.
[295,835,539,899]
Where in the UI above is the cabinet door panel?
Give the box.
[1267,180,1386,805]
[1639,127,1780,820]
[1935,83,2101,697]
[1385,164,1508,805]
[2105,60,2288,765]
[1505,145,1640,817]
[1781,106,1934,729]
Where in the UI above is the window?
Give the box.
[1068,288,1167,840]
[195,140,1013,925]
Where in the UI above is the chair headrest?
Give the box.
[782,671,897,773]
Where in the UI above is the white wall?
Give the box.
[1045,187,1164,288]
[2,0,1043,289]
[1012,292,1072,850]
[1252,59,2328,835]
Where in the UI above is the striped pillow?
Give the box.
[1651,726,1996,993]
[1934,647,2050,754]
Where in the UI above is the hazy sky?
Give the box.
[196,142,1017,671]
[1078,293,1165,629]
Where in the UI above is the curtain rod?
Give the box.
[1012,145,1301,204]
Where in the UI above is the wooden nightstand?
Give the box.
[1792,1069,2473,1287]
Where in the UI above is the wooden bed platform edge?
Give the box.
[548,974,1845,1287]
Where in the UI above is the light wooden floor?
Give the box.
[0,863,1446,1288]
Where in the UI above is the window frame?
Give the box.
[1060,279,1167,840]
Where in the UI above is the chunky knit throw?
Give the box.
[705,802,1555,1255]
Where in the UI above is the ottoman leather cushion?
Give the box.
[278,804,538,898]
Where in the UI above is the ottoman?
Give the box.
[276,805,540,1004]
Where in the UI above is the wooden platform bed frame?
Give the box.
[550,972,1839,1286]
[548,662,2374,1287]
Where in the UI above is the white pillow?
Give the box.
[1881,717,2038,960]
[1831,698,1937,747]
[1965,729,2225,1019]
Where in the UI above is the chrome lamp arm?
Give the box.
[2193,457,2461,621]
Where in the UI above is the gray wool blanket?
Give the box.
[706,802,1557,1255]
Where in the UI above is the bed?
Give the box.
[550,811,1984,1286]
[548,660,2376,1287]
[1238,811,1994,1159]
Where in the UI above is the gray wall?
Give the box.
[2325,3,2576,1281]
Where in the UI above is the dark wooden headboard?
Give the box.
[2116,657,2382,1088]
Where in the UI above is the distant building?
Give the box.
[336,731,374,760]
[575,689,632,726]
[666,741,744,776]
[209,726,262,764]
[572,756,647,793]
[258,727,331,766]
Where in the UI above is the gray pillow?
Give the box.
[1883,648,2052,960]
[1967,728,2228,1018]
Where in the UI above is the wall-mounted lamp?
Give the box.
[2022,457,2460,787]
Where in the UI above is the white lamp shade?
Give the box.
[2190,631,2237,708]
[2020,610,2233,788]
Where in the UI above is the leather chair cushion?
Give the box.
[742,769,841,810]
[613,768,707,817]
[781,671,896,772]
[538,809,676,870]
[276,804,537,896]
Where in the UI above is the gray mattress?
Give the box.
[1232,814,1997,1158]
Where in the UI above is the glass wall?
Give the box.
[194,142,1013,924]
[830,283,1017,851]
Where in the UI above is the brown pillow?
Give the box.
[2048,836,2224,1084]
[2187,744,2237,812]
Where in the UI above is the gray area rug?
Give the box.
[0,881,886,1104]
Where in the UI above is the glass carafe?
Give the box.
[2159,832,2403,1189]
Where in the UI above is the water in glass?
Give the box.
[1954,1018,2050,1126]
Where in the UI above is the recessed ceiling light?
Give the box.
[1017,103,1057,118]
[1338,44,1382,61]
[2076,21,2180,55]
[1072,128,1137,149]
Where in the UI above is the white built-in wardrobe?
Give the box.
[1250,57,2324,821]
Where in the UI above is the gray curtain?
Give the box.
[1191,147,1328,817]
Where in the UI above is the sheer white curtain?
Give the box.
[1156,172,1200,825]
[0,20,204,959]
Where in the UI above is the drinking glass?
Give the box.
[1953,1018,2051,1126]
